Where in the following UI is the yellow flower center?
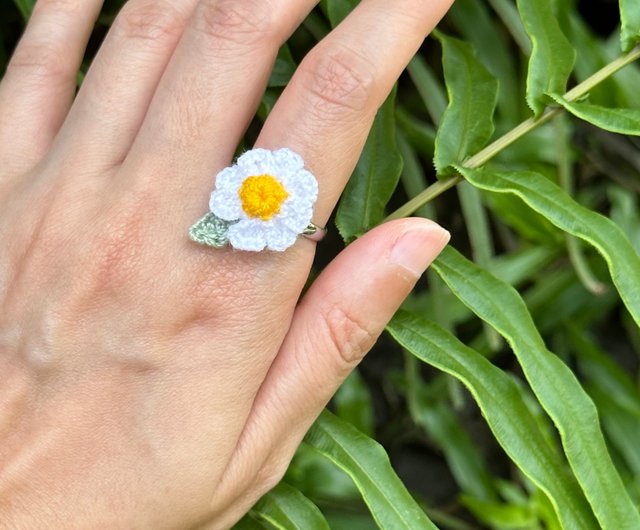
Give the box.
[238,175,289,220]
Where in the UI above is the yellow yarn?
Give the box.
[238,175,289,220]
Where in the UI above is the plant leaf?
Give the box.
[304,410,437,530]
[12,0,34,20]
[433,32,498,176]
[407,55,448,125]
[336,88,402,243]
[323,0,359,27]
[431,246,640,529]
[388,312,597,530]
[620,0,640,52]
[448,0,520,124]
[250,482,330,530]
[486,0,532,54]
[516,0,576,115]
[550,93,640,135]
[333,370,374,437]
[459,167,640,328]
[268,45,296,88]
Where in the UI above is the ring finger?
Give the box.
[257,0,455,228]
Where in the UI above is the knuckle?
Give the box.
[33,0,82,15]
[8,41,72,82]
[195,0,277,48]
[299,47,376,114]
[323,305,377,369]
[114,0,185,44]
[253,456,289,496]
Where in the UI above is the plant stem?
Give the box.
[386,44,640,221]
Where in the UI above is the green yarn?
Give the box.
[189,212,231,248]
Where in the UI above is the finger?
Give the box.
[257,0,454,226]
[214,219,450,516]
[122,0,318,213]
[0,0,104,173]
[55,0,197,170]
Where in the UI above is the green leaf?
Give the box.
[620,0,640,52]
[517,0,576,115]
[433,33,498,176]
[448,0,520,124]
[462,497,537,529]
[333,370,374,437]
[459,167,640,329]
[388,312,597,530]
[396,128,433,219]
[486,0,532,54]
[567,328,640,476]
[336,88,402,243]
[550,93,640,135]
[304,410,437,530]
[395,108,436,158]
[268,45,296,88]
[323,0,359,27]
[250,482,330,530]
[188,212,231,248]
[233,515,270,530]
[431,246,640,529]
[407,55,448,125]
[411,396,498,502]
[12,0,34,20]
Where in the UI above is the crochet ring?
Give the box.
[189,148,324,252]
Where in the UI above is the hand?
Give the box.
[0,0,452,527]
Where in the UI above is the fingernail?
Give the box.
[389,222,450,277]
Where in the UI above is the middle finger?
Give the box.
[122,0,319,210]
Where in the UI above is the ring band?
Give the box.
[302,222,327,242]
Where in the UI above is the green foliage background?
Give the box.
[2,0,640,528]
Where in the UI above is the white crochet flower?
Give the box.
[209,148,319,251]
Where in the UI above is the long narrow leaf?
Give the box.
[304,410,437,530]
[550,94,640,135]
[388,312,597,530]
[459,167,640,328]
[432,246,640,529]
[448,0,520,123]
[433,33,498,176]
[407,55,448,125]
[620,0,640,52]
[251,483,330,530]
[12,0,34,20]
[517,0,576,115]
[323,0,358,27]
[336,88,402,242]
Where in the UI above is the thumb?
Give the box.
[217,218,449,517]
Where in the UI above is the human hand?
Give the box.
[0,0,452,527]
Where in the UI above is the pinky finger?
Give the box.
[0,0,103,174]
[213,218,449,526]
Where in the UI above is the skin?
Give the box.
[0,0,454,528]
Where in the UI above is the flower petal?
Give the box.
[228,219,268,251]
[279,169,318,203]
[277,201,313,233]
[214,166,244,190]
[237,148,275,176]
[265,223,299,252]
[210,189,243,221]
[272,148,304,173]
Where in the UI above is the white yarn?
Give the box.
[209,148,319,252]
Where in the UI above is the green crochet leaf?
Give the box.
[189,212,232,248]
